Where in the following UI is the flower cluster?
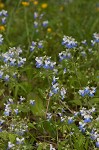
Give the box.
[0,96,32,149]
[46,110,66,122]
[59,50,71,61]
[49,76,66,100]
[0,96,30,149]
[68,107,96,125]
[62,35,78,48]
[60,87,67,100]
[78,86,96,97]
[93,33,99,43]
[49,76,59,96]
[4,102,12,117]
[0,33,3,44]
[67,107,99,148]
[91,32,99,46]
[0,9,8,25]
[7,137,26,149]
[33,11,49,32]
[3,96,32,118]
[0,64,17,81]
[79,107,95,122]
[35,56,56,69]
[30,40,43,52]
[9,120,28,136]
[7,137,25,149]
[1,47,26,67]
[3,98,17,117]
[0,47,26,81]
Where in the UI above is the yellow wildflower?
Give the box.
[47,28,52,33]
[60,6,64,11]
[0,25,5,31]
[21,2,30,7]
[33,0,38,5]
[96,8,99,12]
[41,3,48,9]
[0,2,4,8]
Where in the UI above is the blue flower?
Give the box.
[68,117,74,124]
[43,63,50,69]
[78,90,85,97]
[96,141,99,148]
[84,115,92,123]
[34,12,38,19]
[2,17,6,24]
[35,57,43,68]
[34,21,38,28]
[0,119,4,125]
[79,126,86,133]
[2,10,8,17]
[38,41,43,48]
[16,137,24,145]
[84,87,90,94]
[60,87,66,100]
[4,111,10,116]
[0,71,3,79]
[42,20,48,27]
[7,142,15,149]
[52,76,59,84]
[90,131,98,140]
[93,33,99,43]
[59,51,71,61]
[30,46,35,52]
[14,109,19,115]
[62,35,77,49]
[4,74,10,81]
[79,122,86,133]
[0,34,3,44]
[81,40,87,45]
[30,100,35,106]
[84,118,91,123]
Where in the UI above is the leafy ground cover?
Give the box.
[0,0,99,149]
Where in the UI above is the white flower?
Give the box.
[16,137,24,144]
[8,142,15,149]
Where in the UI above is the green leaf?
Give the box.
[18,83,27,93]
[9,134,16,143]
[90,98,99,104]
[28,123,36,129]
[85,139,89,150]
[70,99,82,106]
[14,84,19,98]
[0,89,5,96]
[27,93,45,116]
[37,142,48,150]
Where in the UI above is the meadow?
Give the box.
[0,0,99,149]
